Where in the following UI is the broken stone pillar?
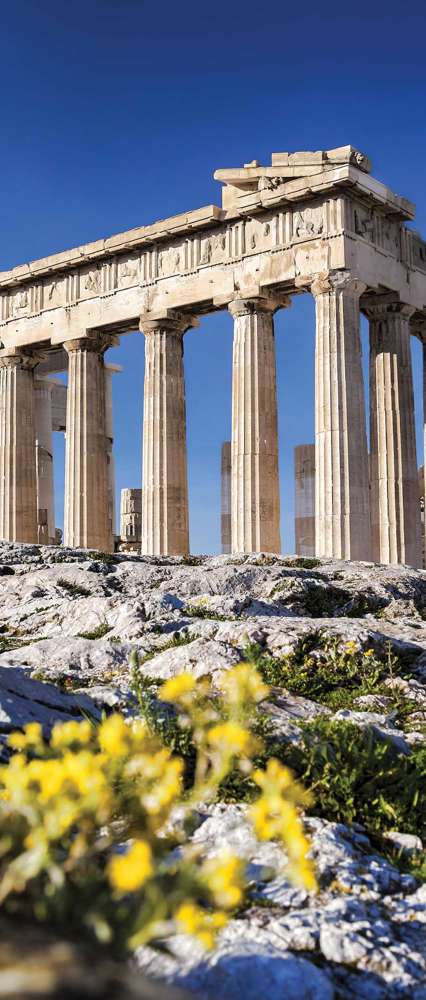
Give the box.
[229,296,285,554]
[294,444,315,556]
[120,488,142,550]
[367,303,421,567]
[63,337,112,552]
[140,312,196,556]
[0,350,38,543]
[312,272,371,560]
[221,441,231,554]
[34,378,56,545]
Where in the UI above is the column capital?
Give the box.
[0,347,40,371]
[228,293,291,318]
[362,297,416,322]
[63,333,117,355]
[139,310,199,336]
[311,270,366,298]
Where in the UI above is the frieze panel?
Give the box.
[79,265,103,299]
[411,235,426,273]
[292,206,324,242]
[117,255,140,287]
[44,276,67,310]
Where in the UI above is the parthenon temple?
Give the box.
[1,145,426,566]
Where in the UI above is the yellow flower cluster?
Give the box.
[201,850,245,908]
[0,661,316,955]
[250,759,317,892]
[175,902,228,950]
[108,840,153,892]
[207,721,254,756]
[160,674,196,702]
[219,662,269,709]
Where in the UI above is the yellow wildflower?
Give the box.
[160,674,196,702]
[50,719,93,749]
[108,839,153,892]
[219,663,269,707]
[175,902,227,949]
[207,722,252,756]
[250,759,317,892]
[8,721,43,752]
[364,648,375,658]
[202,851,245,908]
[345,641,357,654]
[98,714,129,756]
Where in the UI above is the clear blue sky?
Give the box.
[1,0,426,552]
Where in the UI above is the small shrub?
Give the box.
[57,578,91,598]
[77,623,112,640]
[283,557,321,570]
[244,636,409,713]
[87,551,118,566]
[0,664,315,956]
[286,716,426,839]
[185,605,230,622]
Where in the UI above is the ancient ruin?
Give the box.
[1,145,426,565]
[120,488,142,551]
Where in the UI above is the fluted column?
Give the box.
[368,303,421,567]
[104,364,121,543]
[423,338,426,567]
[229,296,285,554]
[0,350,38,543]
[34,378,56,545]
[140,312,195,556]
[312,271,370,560]
[63,336,111,552]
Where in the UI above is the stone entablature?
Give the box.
[1,146,425,351]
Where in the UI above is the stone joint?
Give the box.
[228,294,291,318]
[139,310,199,336]
[311,270,366,299]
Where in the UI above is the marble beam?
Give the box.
[0,350,38,543]
[140,312,196,556]
[229,295,286,554]
[312,271,371,560]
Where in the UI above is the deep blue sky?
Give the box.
[1,0,425,552]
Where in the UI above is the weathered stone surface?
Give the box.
[0,664,100,735]
[0,544,425,999]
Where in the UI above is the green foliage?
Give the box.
[185,604,230,621]
[57,578,91,598]
[87,551,118,566]
[283,557,321,569]
[243,636,413,715]
[77,623,112,640]
[286,716,426,839]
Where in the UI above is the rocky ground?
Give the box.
[0,543,425,999]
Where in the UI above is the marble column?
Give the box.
[140,312,195,556]
[368,303,421,567]
[229,296,284,554]
[423,338,426,568]
[63,337,112,552]
[34,378,56,545]
[312,271,370,560]
[104,363,121,543]
[0,351,38,543]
